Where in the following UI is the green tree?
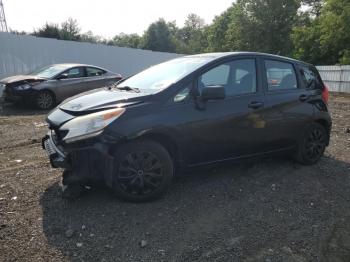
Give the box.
[33,23,61,39]
[223,0,300,55]
[292,0,350,64]
[60,18,81,41]
[176,13,207,53]
[80,31,102,44]
[206,5,235,52]
[302,0,324,17]
[140,18,177,52]
[10,29,28,35]
[33,18,82,41]
[112,33,142,48]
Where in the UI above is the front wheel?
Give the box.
[35,90,55,110]
[112,140,174,202]
[61,170,85,199]
[294,123,327,165]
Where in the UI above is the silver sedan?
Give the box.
[0,63,122,109]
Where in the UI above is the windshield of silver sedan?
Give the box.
[116,56,211,92]
[30,64,70,79]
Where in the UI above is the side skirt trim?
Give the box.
[187,146,295,168]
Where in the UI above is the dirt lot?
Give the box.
[0,93,349,262]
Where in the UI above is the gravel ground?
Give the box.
[0,93,349,262]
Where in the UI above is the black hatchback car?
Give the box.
[43,52,331,202]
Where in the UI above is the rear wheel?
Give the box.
[294,123,327,165]
[35,90,55,110]
[112,140,174,202]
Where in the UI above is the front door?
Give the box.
[166,57,270,165]
[55,67,86,99]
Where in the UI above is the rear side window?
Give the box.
[265,60,297,91]
[86,67,106,77]
[299,65,323,89]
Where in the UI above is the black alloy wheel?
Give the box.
[112,140,174,202]
[295,123,327,165]
[118,151,164,194]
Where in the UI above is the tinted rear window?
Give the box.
[265,60,298,91]
[299,65,323,89]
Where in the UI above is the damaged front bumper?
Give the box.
[42,132,69,168]
[3,88,37,103]
[42,131,117,187]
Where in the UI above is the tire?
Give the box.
[111,140,174,202]
[294,123,327,165]
[61,170,85,199]
[35,90,55,110]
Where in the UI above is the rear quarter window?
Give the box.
[299,65,323,89]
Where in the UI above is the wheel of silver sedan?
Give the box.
[36,90,55,109]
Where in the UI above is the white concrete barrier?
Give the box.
[0,32,182,80]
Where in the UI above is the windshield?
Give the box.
[30,65,70,79]
[117,57,211,92]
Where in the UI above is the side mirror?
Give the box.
[201,85,226,101]
[57,73,68,80]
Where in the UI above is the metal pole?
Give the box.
[0,0,8,32]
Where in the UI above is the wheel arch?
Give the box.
[111,130,184,174]
[314,118,331,145]
[136,132,183,173]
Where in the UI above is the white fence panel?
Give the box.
[0,32,182,80]
[317,65,350,93]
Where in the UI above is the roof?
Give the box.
[50,63,110,71]
[184,52,309,65]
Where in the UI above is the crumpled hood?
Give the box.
[59,88,151,113]
[0,75,46,84]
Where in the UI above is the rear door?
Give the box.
[82,67,113,91]
[261,58,316,150]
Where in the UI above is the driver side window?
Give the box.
[197,59,257,97]
[198,64,230,93]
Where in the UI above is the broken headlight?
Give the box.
[60,108,125,143]
[14,83,32,90]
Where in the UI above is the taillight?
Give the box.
[322,85,329,104]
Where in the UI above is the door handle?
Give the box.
[299,94,309,102]
[248,101,264,109]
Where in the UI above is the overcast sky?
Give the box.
[3,0,233,38]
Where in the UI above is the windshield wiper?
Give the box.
[110,84,140,93]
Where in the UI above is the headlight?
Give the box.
[14,83,32,91]
[60,108,125,143]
